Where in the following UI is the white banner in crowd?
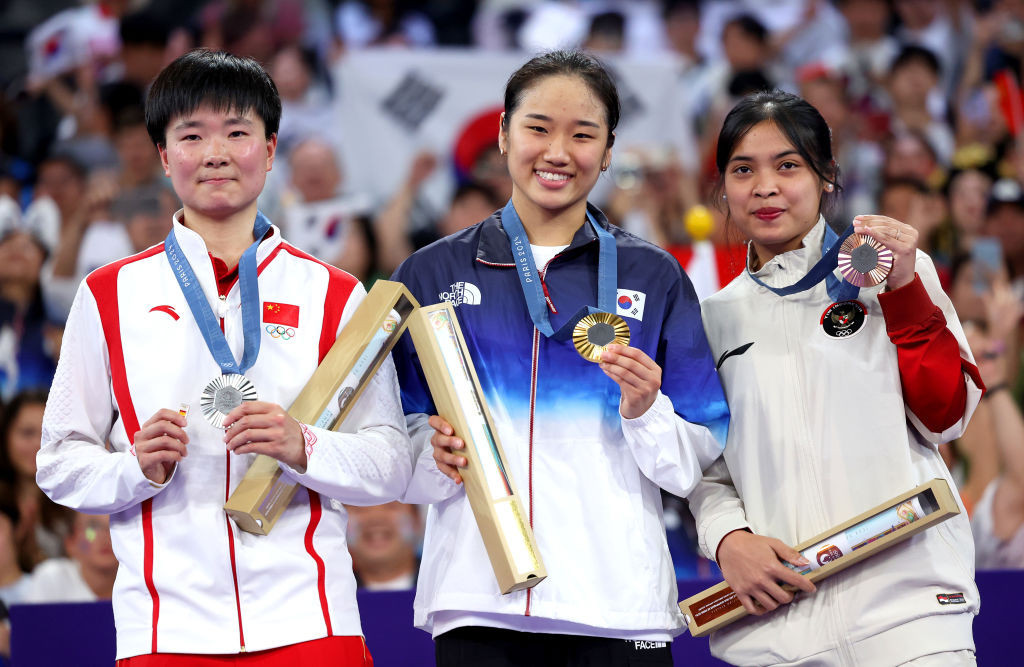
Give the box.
[332,48,695,214]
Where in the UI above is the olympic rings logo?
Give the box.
[266,325,296,340]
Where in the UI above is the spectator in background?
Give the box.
[965,284,1024,568]
[837,0,900,103]
[892,0,963,101]
[23,512,116,603]
[883,129,943,186]
[26,153,89,254]
[347,501,421,591]
[117,10,172,91]
[0,486,30,608]
[606,146,689,246]
[885,45,954,166]
[0,232,58,398]
[335,0,437,49]
[878,176,948,270]
[112,106,164,190]
[374,150,502,276]
[0,391,71,570]
[798,62,884,220]
[269,44,338,159]
[948,165,995,250]
[278,138,372,280]
[986,179,1024,287]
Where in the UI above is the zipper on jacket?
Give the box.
[783,296,851,663]
[524,328,540,616]
[219,304,247,652]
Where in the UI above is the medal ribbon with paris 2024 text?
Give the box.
[746,218,860,303]
[164,211,271,375]
[500,199,617,340]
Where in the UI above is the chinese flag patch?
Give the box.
[263,302,299,327]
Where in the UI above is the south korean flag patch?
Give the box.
[616,289,646,321]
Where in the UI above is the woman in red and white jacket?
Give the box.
[689,90,983,666]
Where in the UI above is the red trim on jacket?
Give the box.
[86,243,166,653]
[304,489,334,635]
[525,329,540,617]
[878,274,985,432]
[270,244,358,363]
[211,252,248,650]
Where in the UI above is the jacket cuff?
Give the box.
[127,451,174,492]
[878,275,937,331]
[700,511,750,563]
[620,391,671,427]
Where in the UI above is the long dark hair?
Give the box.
[502,50,620,148]
[0,389,73,570]
[714,90,841,217]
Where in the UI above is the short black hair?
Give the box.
[890,44,941,77]
[145,49,281,147]
[502,50,619,148]
[724,14,768,44]
[714,89,841,216]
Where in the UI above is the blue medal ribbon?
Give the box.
[501,200,617,340]
[747,220,859,303]
[164,212,272,375]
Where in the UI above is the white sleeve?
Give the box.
[400,412,464,504]
[619,391,724,498]
[37,282,168,514]
[280,355,414,505]
[686,456,751,562]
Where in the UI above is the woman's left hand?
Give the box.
[600,344,661,419]
[852,214,918,290]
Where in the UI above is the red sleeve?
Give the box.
[878,275,985,433]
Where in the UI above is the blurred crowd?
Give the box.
[1,0,1024,654]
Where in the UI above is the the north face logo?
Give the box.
[439,282,481,307]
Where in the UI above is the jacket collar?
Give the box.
[170,209,282,297]
[747,215,828,289]
[476,202,611,265]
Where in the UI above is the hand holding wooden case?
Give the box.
[407,302,546,594]
[680,478,961,636]
[224,280,418,535]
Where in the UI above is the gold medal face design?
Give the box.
[572,312,630,362]
[838,233,893,287]
[200,373,258,428]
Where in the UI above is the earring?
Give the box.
[499,148,506,157]
[825,183,834,192]
[601,165,608,172]
[722,194,727,200]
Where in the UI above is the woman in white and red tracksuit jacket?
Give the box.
[688,91,983,665]
[36,212,412,660]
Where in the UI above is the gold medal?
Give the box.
[200,373,258,428]
[572,312,630,363]
[838,233,893,287]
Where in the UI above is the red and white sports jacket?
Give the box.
[690,219,982,665]
[37,214,412,660]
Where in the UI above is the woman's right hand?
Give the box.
[716,529,817,615]
[427,415,466,485]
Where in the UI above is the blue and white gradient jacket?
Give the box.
[392,204,729,640]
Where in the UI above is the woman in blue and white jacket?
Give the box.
[391,51,730,666]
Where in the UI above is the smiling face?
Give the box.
[500,75,611,236]
[157,105,276,226]
[724,121,827,264]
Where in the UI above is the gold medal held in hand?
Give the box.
[572,312,630,363]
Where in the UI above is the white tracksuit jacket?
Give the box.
[37,215,412,659]
[689,220,982,665]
